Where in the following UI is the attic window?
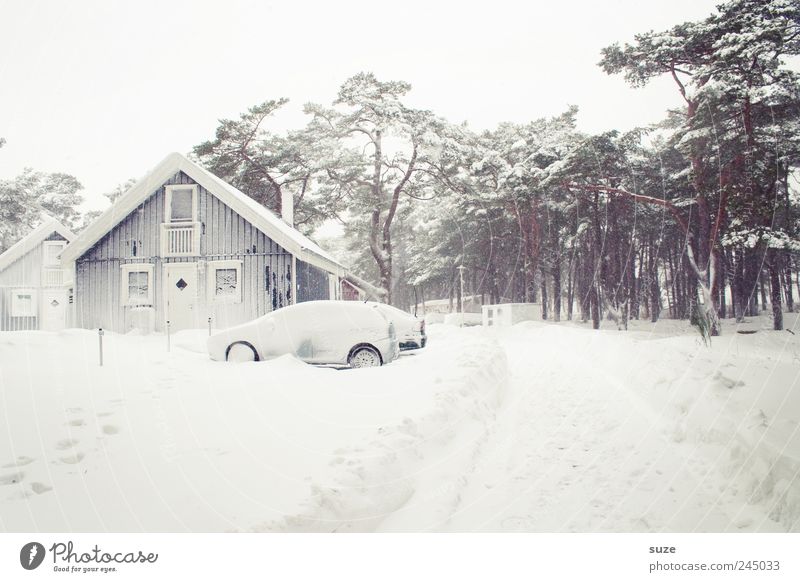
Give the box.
[43,241,66,267]
[165,184,198,223]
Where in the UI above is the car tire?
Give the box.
[226,342,259,362]
[348,345,382,368]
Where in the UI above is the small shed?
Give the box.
[420,294,483,315]
[482,303,540,327]
[0,215,75,331]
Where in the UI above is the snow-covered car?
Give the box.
[369,302,426,350]
[207,300,399,367]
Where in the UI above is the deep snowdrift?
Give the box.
[0,325,507,531]
[613,315,800,531]
[437,314,799,532]
[1,314,796,532]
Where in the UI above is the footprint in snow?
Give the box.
[97,412,113,418]
[2,456,34,468]
[30,482,52,495]
[55,438,79,450]
[59,452,85,465]
[0,471,24,485]
[67,419,86,427]
[101,425,119,435]
[713,371,746,389]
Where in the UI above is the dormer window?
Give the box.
[42,240,67,286]
[165,184,198,223]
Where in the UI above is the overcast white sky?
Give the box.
[0,0,722,210]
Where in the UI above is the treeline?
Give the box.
[193,0,799,335]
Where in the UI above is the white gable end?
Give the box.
[61,153,344,276]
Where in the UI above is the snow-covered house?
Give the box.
[0,215,75,331]
[60,152,347,333]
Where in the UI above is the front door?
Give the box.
[164,263,198,331]
[40,288,67,331]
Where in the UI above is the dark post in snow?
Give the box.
[98,328,104,367]
[166,320,171,352]
[208,316,212,336]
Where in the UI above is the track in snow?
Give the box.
[426,324,781,532]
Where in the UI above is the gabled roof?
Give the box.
[61,152,345,275]
[0,214,75,272]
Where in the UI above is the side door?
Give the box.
[40,288,67,331]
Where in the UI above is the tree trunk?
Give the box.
[455,268,462,313]
[639,246,649,320]
[783,257,793,313]
[590,281,600,329]
[567,251,574,321]
[718,250,727,319]
[744,249,760,317]
[734,249,745,321]
[768,250,783,330]
[650,251,660,323]
[629,245,638,320]
[540,265,549,320]
[667,248,677,318]
[553,251,562,322]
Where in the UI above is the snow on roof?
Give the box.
[61,152,345,276]
[0,214,75,273]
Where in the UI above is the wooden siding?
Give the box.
[0,230,68,330]
[297,260,330,303]
[74,171,309,332]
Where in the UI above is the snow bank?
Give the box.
[0,325,507,532]
[452,317,798,532]
[266,324,509,531]
[594,313,800,531]
[443,313,482,327]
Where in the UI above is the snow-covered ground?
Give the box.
[0,314,798,532]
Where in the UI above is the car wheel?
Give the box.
[348,345,382,368]
[226,342,259,362]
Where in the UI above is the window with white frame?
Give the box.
[121,263,154,305]
[11,288,37,317]
[164,184,198,223]
[43,240,66,266]
[207,260,242,304]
